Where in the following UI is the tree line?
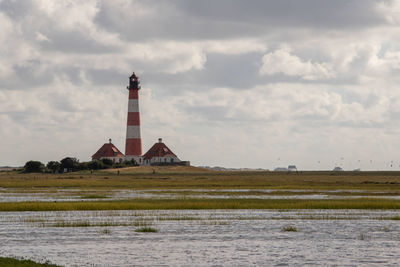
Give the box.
[23,157,138,173]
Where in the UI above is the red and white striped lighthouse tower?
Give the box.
[125,72,142,164]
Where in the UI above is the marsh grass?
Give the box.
[381,226,391,232]
[45,220,132,227]
[100,228,111,234]
[135,226,158,232]
[282,225,298,232]
[132,219,154,227]
[358,232,367,240]
[1,198,400,211]
[80,194,109,199]
[0,257,61,267]
[200,220,230,225]
[156,215,198,221]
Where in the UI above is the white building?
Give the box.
[142,138,181,165]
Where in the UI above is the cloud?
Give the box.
[260,47,335,80]
[1,0,400,170]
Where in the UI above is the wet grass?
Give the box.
[144,189,400,197]
[1,198,399,211]
[80,194,109,199]
[46,220,133,227]
[0,257,61,267]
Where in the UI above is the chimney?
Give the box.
[158,138,162,143]
[109,138,112,144]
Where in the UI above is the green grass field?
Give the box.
[1,166,400,191]
[0,166,399,210]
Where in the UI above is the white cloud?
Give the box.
[260,47,335,80]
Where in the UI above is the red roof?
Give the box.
[143,140,177,160]
[92,142,124,160]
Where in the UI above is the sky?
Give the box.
[1,0,400,170]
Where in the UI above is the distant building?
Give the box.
[288,165,297,172]
[332,166,343,171]
[92,139,125,163]
[274,167,288,172]
[142,138,188,166]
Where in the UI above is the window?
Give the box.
[170,158,174,163]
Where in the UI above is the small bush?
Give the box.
[101,158,114,168]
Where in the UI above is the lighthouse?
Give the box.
[125,72,142,164]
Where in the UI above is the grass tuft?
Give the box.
[135,226,158,233]
[282,225,298,232]
[100,228,111,234]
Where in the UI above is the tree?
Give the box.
[79,162,89,170]
[101,158,113,168]
[47,161,61,173]
[24,160,44,173]
[88,160,104,170]
[60,157,79,172]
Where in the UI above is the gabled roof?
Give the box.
[92,141,124,160]
[143,139,177,160]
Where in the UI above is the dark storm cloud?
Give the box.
[176,0,384,28]
[95,0,386,41]
[142,53,263,92]
[0,0,34,19]
[0,61,54,90]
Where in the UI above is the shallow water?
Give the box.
[0,210,399,266]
